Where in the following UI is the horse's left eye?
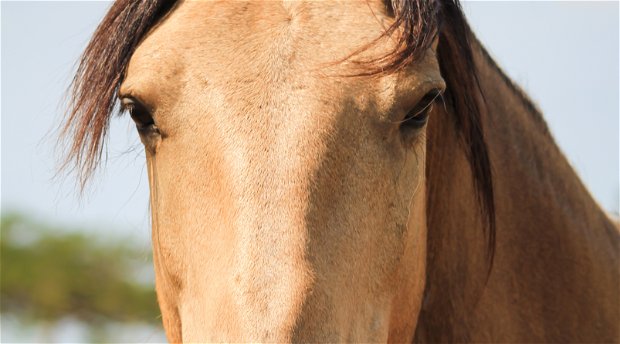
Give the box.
[401,89,442,130]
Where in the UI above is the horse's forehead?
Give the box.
[163,1,389,42]
[127,1,390,85]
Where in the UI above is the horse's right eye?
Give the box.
[121,97,159,135]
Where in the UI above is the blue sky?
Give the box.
[2,1,618,242]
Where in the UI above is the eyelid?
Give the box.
[421,88,442,108]
[119,95,154,114]
[120,96,135,110]
[410,88,442,116]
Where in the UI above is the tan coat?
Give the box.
[61,0,619,342]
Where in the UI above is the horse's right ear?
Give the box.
[58,0,175,190]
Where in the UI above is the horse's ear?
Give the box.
[58,0,175,189]
[435,0,496,268]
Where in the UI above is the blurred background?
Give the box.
[1,1,618,343]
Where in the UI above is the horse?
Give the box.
[59,0,619,342]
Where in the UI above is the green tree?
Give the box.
[1,213,161,327]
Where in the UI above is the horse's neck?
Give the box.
[416,41,619,343]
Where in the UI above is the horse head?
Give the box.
[62,1,495,341]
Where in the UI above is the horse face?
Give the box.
[119,1,444,342]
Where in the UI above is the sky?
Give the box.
[2,1,618,244]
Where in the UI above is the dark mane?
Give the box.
[379,0,496,266]
[60,0,495,261]
[59,0,173,188]
[433,0,496,267]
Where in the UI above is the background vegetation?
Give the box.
[1,212,164,342]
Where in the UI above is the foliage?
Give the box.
[0,213,161,326]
